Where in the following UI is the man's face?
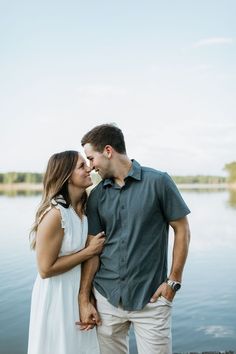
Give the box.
[83,143,111,179]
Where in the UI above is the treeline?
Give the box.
[1,161,236,185]
[0,172,100,185]
[0,172,227,184]
[172,175,226,184]
[0,172,43,184]
[224,162,236,183]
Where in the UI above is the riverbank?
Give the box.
[0,183,43,192]
[0,182,234,192]
[177,183,228,190]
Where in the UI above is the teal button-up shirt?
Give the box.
[86,160,190,310]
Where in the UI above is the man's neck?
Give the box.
[113,157,132,187]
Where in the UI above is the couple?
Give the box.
[28,124,191,354]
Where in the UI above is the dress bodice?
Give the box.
[55,205,88,256]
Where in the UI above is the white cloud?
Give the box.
[193,37,233,48]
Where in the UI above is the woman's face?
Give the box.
[69,153,93,189]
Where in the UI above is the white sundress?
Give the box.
[27,204,100,354]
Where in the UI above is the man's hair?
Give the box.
[81,124,126,154]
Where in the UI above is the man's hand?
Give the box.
[76,301,101,331]
[149,282,175,303]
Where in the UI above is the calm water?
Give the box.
[0,190,236,354]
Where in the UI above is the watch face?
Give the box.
[173,283,181,291]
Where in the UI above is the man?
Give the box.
[79,124,190,354]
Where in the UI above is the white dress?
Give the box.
[28,204,100,354]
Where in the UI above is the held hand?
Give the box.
[86,232,105,255]
[76,301,101,331]
[150,282,175,303]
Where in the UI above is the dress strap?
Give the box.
[37,195,68,225]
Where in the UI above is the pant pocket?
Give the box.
[158,296,173,307]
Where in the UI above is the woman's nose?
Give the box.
[86,164,92,172]
[89,161,94,170]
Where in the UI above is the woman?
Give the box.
[28,150,104,354]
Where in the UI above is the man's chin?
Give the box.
[98,172,108,180]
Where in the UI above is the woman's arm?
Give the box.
[36,208,104,279]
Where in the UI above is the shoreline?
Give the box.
[0,183,43,191]
[0,182,235,192]
[177,183,229,189]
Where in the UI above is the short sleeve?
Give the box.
[86,187,103,235]
[158,173,190,222]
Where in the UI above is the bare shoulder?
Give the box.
[36,207,64,252]
[38,207,62,233]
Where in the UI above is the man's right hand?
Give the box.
[76,300,101,331]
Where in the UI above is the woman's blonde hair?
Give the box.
[30,150,87,249]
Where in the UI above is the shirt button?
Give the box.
[121,205,125,209]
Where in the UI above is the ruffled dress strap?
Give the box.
[54,204,68,230]
[37,194,69,228]
[51,194,69,230]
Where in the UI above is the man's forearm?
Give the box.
[79,256,99,302]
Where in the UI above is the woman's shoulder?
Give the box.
[38,207,62,230]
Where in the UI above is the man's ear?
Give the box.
[103,145,113,158]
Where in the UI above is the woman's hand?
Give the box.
[86,232,105,255]
[76,300,101,330]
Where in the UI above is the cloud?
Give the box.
[193,37,233,48]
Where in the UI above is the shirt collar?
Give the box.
[102,159,142,187]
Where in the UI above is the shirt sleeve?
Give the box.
[86,186,104,235]
[158,172,191,222]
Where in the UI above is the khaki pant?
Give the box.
[94,288,172,354]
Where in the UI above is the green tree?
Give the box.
[224,162,236,183]
[3,172,17,184]
[0,172,43,184]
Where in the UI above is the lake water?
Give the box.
[0,190,236,354]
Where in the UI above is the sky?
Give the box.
[1,0,235,175]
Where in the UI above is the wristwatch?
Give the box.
[166,279,181,292]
